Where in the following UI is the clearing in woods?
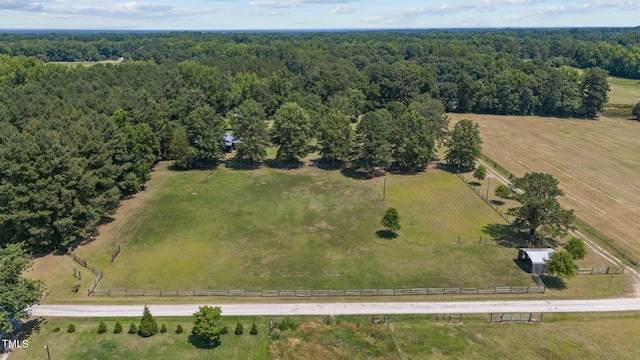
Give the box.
[449,113,640,262]
[49,162,533,295]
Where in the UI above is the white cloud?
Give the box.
[331,5,358,14]
[249,0,357,9]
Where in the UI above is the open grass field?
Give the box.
[30,161,542,301]
[449,113,640,263]
[608,76,640,105]
[9,312,640,359]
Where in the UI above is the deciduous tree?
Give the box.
[445,119,482,170]
[565,237,587,260]
[354,109,392,176]
[318,110,353,165]
[473,165,487,181]
[508,173,575,246]
[581,67,610,119]
[494,184,511,201]
[192,306,226,344]
[545,250,577,279]
[0,243,44,336]
[231,100,270,164]
[272,102,311,163]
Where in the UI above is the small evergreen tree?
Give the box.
[160,323,167,333]
[52,326,60,332]
[176,324,184,334]
[128,323,138,334]
[97,321,107,334]
[633,102,640,120]
[234,322,244,335]
[67,324,75,333]
[113,321,123,334]
[381,207,401,232]
[250,323,258,335]
[138,305,159,337]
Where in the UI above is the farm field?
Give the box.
[33,161,535,300]
[9,312,640,360]
[607,76,640,105]
[449,113,640,263]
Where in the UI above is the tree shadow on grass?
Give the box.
[376,230,398,239]
[5,317,45,351]
[539,275,568,290]
[188,334,222,349]
[482,223,525,248]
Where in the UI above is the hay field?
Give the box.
[450,113,640,260]
[608,76,640,105]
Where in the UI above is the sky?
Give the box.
[0,0,638,31]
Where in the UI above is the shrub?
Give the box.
[234,322,244,335]
[128,323,137,334]
[220,325,229,335]
[176,324,184,334]
[52,327,60,332]
[67,324,75,333]
[138,305,159,337]
[276,318,297,331]
[160,323,167,333]
[114,321,122,334]
[250,323,258,335]
[97,321,107,334]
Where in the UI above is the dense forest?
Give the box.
[0,28,634,251]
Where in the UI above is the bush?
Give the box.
[128,323,137,334]
[138,305,159,337]
[250,323,258,335]
[160,323,167,333]
[234,322,244,335]
[114,321,122,334]
[276,318,297,331]
[52,327,60,332]
[97,321,107,334]
[67,324,75,333]
[220,326,229,335]
[176,324,184,334]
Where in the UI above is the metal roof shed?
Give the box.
[518,248,555,275]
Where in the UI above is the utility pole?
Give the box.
[383,178,387,202]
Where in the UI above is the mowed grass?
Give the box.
[608,76,640,105]
[10,313,640,360]
[8,316,270,360]
[450,113,640,262]
[68,162,530,293]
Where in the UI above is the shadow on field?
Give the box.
[376,230,398,239]
[539,275,567,290]
[482,223,523,248]
[188,334,222,349]
[490,199,505,206]
[5,317,45,351]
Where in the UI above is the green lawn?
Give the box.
[74,164,531,293]
[608,76,640,105]
[10,313,640,359]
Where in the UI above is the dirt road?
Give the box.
[29,298,640,317]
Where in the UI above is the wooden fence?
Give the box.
[456,171,511,224]
[576,267,624,275]
[67,250,104,295]
[90,285,545,297]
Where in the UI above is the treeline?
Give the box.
[0,29,625,250]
